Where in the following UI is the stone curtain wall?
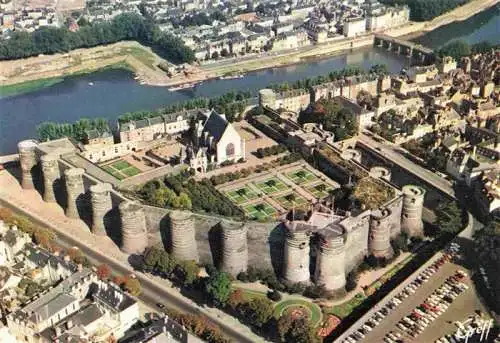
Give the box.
[143,205,282,270]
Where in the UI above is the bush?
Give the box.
[267,289,282,301]
[304,284,327,299]
[237,271,249,282]
[345,270,359,292]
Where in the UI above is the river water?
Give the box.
[0,5,498,154]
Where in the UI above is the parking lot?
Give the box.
[340,243,491,343]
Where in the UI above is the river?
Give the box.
[0,5,498,154]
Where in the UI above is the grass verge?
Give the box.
[324,292,367,319]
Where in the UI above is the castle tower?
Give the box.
[259,89,277,109]
[283,223,311,283]
[169,211,199,262]
[401,185,426,237]
[119,201,148,254]
[369,208,394,259]
[64,168,86,219]
[40,153,60,203]
[90,183,113,236]
[220,222,248,277]
[17,140,39,189]
[314,226,346,292]
[369,166,391,182]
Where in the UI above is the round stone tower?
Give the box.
[369,208,394,259]
[18,140,39,189]
[90,183,113,236]
[220,222,248,277]
[40,153,60,203]
[64,168,86,219]
[169,211,199,262]
[369,166,391,182]
[401,185,426,237]
[314,225,346,292]
[283,222,311,284]
[259,89,276,108]
[119,201,148,254]
[340,148,362,163]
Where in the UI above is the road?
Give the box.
[358,133,456,198]
[0,200,254,343]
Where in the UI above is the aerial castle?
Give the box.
[17,137,425,294]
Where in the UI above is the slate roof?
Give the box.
[89,281,135,311]
[119,316,188,343]
[24,244,78,273]
[85,129,111,140]
[201,110,229,144]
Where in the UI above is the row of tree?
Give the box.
[0,13,194,63]
[118,90,253,124]
[37,117,110,142]
[269,64,387,91]
[380,0,470,21]
[141,246,318,342]
[438,40,500,60]
[140,180,193,210]
[255,144,288,158]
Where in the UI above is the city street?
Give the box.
[0,196,256,343]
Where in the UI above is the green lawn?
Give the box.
[274,299,323,326]
[306,183,335,199]
[243,201,277,221]
[112,160,132,170]
[286,169,319,185]
[101,159,141,180]
[324,293,367,319]
[275,192,308,210]
[226,187,259,204]
[254,177,289,195]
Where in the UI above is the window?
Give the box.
[115,147,118,153]
[102,151,106,156]
[226,143,235,157]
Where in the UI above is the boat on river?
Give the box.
[168,82,198,91]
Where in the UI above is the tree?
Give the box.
[267,289,282,301]
[176,260,200,287]
[345,269,358,292]
[205,271,232,306]
[96,264,111,280]
[178,192,192,210]
[113,275,125,286]
[436,201,463,234]
[124,277,142,296]
[228,289,245,309]
[242,298,274,327]
[142,246,162,272]
[278,314,318,343]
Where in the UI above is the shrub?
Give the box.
[267,289,282,301]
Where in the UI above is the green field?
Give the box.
[286,168,319,185]
[254,177,289,195]
[0,77,65,98]
[243,201,277,221]
[274,299,323,326]
[102,159,141,180]
[275,192,308,210]
[306,183,335,199]
[225,187,259,204]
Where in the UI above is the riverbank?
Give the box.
[0,0,497,92]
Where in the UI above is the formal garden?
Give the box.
[254,177,290,195]
[216,163,338,220]
[243,201,278,221]
[101,159,141,180]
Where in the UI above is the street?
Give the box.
[0,200,255,343]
